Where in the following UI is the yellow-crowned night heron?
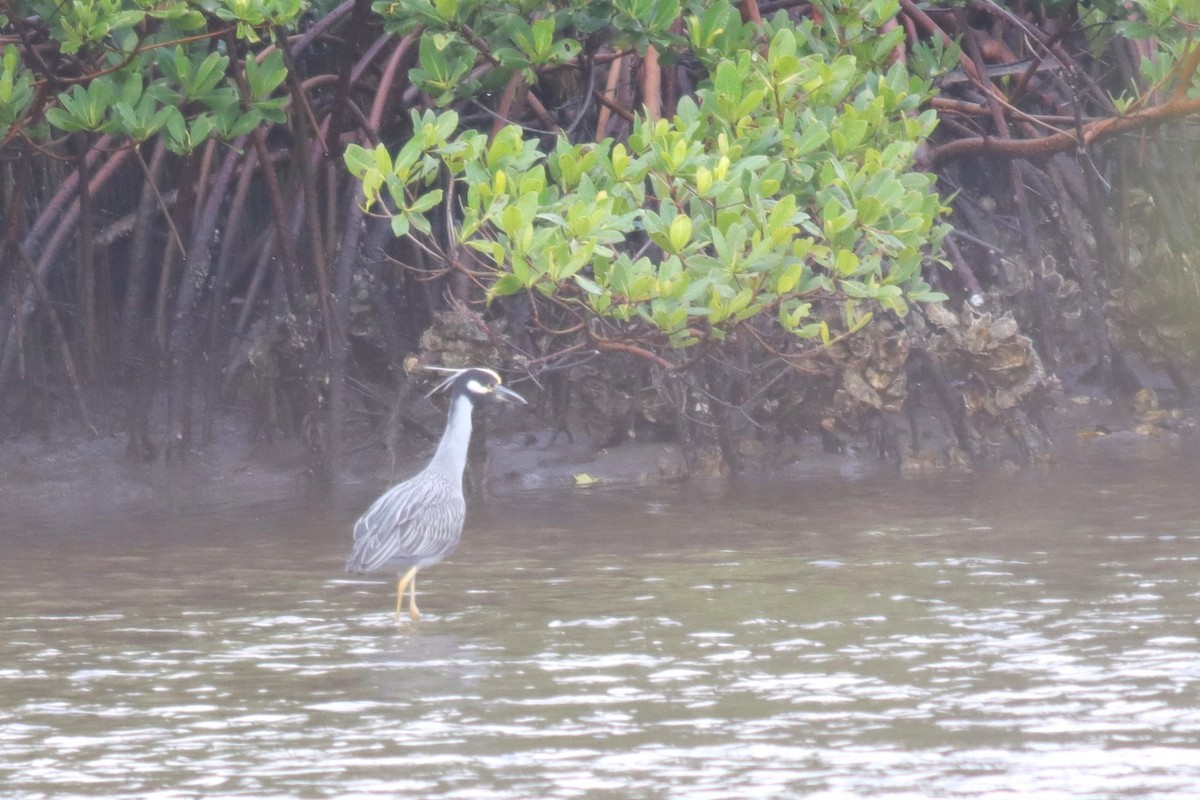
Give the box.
[346,367,526,620]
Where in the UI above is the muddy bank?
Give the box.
[2,388,1196,529]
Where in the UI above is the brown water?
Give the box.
[3,439,1200,798]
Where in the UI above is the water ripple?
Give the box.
[6,459,1200,797]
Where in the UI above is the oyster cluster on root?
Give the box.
[417,307,505,369]
[800,300,1056,468]
[401,299,1059,471]
[1107,274,1199,398]
[550,359,675,448]
[226,314,326,448]
[820,318,912,460]
[921,301,1056,461]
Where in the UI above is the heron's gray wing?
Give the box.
[346,471,465,573]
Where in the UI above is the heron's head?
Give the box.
[427,367,527,405]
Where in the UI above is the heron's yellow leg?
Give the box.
[408,573,420,621]
[395,566,418,622]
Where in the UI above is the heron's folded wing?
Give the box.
[347,472,465,573]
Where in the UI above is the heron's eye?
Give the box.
[466,379,490,394]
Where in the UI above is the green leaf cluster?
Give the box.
[0,46,35,133]
[373,0,677,104]
[1,1,298,152]
[349,0,950,349]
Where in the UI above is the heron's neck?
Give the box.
[428,393,475,482]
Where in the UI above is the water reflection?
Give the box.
[3,440,1200,797]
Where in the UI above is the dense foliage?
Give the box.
[3,0,1200,473]
[348,8,950,349]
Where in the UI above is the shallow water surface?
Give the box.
[3,440,1200,798]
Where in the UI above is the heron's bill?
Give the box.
[493,385,527,404]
